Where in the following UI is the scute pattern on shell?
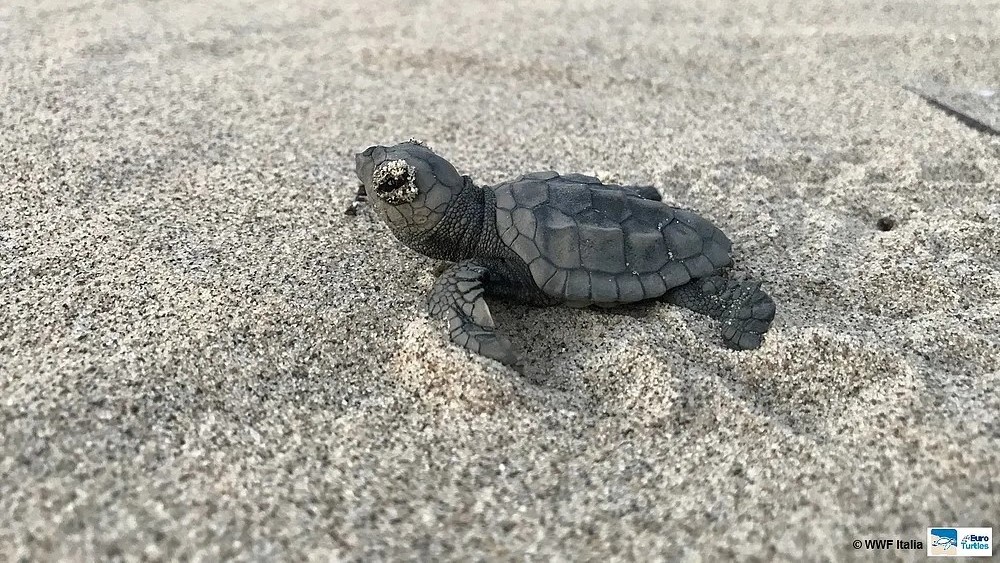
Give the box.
[494,174,734,303]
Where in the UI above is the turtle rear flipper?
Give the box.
[427,260,521,366]
[664,276,775,350]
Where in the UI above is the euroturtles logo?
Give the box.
[927,527,992,557]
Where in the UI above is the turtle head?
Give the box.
[354,140,466,236]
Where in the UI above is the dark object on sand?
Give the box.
[905,82,1000,136]
[343,183,368,215]
[352,140,775,366]
[876,216,896,232]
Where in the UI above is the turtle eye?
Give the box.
[372,159,418,204]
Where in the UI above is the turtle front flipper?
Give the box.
[343,183,367,215]
[664,276,776,350]
[427,260,520,366]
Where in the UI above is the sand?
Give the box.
[2,0,998,560]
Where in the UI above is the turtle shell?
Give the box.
[493,172,733,304]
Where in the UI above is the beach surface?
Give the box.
[2,0,998,559]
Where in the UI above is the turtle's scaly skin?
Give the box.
[355,141,775,366]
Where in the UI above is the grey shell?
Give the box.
[494,172,734,304]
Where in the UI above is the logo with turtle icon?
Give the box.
[929,528,958,556]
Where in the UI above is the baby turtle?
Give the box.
[353,140,775,366]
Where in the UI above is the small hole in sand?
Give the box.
[876,216,896,231]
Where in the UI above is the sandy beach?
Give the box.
[2,0,998,559]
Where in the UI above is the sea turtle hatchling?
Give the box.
[352,140,775,366]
